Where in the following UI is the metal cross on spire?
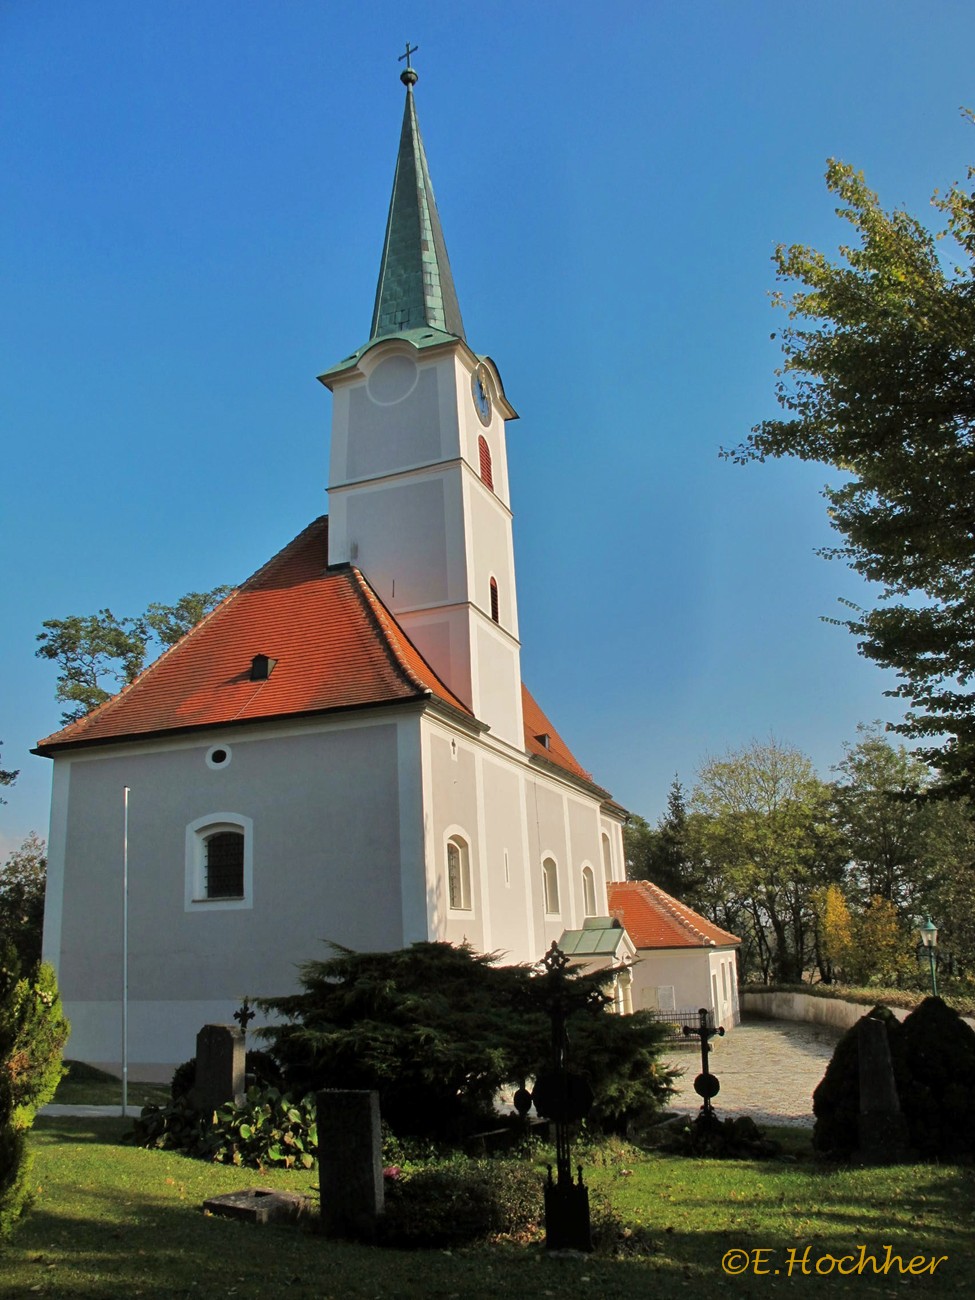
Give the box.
[398,42,419,87]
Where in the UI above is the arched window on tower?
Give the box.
[489,577,500,624]
[478,435,494,490]
[582,865,597,917]
[542,856,560,915]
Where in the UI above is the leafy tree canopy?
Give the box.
[0,835,47,975]
[36,586,233,723]
[0,743,17,804]
[727,122,975,790]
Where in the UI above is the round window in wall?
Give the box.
[366,353,419,405]
[205,744,232,770]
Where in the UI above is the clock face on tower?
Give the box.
[471,363,493,426]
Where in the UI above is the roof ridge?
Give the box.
[35,517,328,750]
[345,567,432,700]
[351,569,472,715]
[642,880,714,945]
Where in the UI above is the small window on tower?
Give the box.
[490,578,499,624]
[478,435,494,490]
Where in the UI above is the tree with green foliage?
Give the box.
[728,124,975,792]
[258,942,673,1140]
[624,777,706,904]
[0,743,17,804]
[36,586,233,723]
[0,834,46,974]
[689,739,843,982]
[0,963,69,1236]
[830,725,939,910]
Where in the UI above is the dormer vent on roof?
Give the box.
[535,732,551,749]
[250,654,277,682]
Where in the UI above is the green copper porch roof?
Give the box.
[369,81,465,343]
[558,917,629,958]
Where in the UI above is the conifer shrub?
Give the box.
[0,962,69,1235]
[812,1005,907,1157]
[259,941,675,1142]
[812,998,975,1161]
[898,996,975,1161]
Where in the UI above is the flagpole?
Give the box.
[122,785,130,1117]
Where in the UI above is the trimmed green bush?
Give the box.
[377,1159,540,1248]
[0,962,69,1235]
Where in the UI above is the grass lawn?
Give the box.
[50,1062,170,1109]
[1,1118,971,1298]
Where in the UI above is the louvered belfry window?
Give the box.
[205,831,244,899]
[478,435,494,490]
[490,578,500,624]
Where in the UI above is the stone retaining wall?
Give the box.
[742,988,975,1033]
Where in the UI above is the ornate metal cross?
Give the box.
[682,1007,725,1119]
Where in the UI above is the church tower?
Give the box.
[320,59,525,750]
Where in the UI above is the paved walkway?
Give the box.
[664,1015,840,1128]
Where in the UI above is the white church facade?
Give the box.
[36,64,629,1077]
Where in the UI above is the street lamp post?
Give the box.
[916,917,939,997]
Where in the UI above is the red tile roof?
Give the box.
[35,517,609,802]
[521,686,594,784]
[608,880,740,950]
[35,517,470,753]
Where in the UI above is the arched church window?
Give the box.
[542,856,560,915]
[478,435,494,490]
[601,833,613,884]
[582,865,597,918]
[447,835,472,911]
[490,577,500,624]
[205,830,244,899]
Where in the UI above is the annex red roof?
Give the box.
[35,517,470,753]
[35,517,609,802]
[608,880,740,950]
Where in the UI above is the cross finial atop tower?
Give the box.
[399,42,419,87]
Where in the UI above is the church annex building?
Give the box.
[35,66,636,1076]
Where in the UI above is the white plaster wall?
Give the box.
[471,619,523,749]
[629,947,725,1019]
[47,713,422,1073]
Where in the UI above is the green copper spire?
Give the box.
[369,63,466,342]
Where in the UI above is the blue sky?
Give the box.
[3,1,974,854]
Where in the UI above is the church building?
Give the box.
[35,63,628,1076]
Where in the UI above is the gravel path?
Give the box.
[664,1015,840,1128]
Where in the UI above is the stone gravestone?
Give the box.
[856,1015,909,1164]
[189,1024,245,1115]
[317,1089,384,1240]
